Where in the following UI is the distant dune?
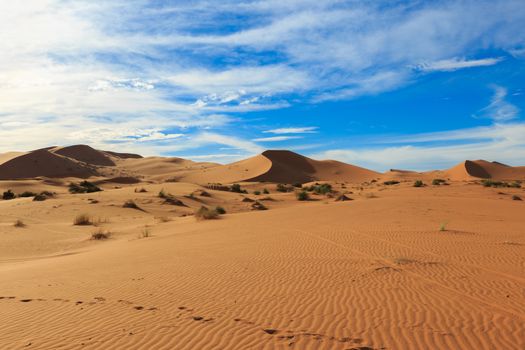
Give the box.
[0,145,524,182]
[446,160,525,181]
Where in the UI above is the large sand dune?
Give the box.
[178,150,380,184]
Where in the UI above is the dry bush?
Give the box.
[74,214,93,226]
[14,219,26,228]
[91,229,111,240]
[195,206,220,220]
[123,200,142,210]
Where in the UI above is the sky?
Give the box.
[1,0,524,171]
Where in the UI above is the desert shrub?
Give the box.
[2,190,16,200]
[512,195,522,201]
[137,187,148,193]
[293,183,303,188]
[383,180,400,185]
[33,193,48,201]
[432,179,447,186]
[19,191,37,198]
[158,189,168,198]
[263,188,270,194]
[74,214,92,226]
[276,183,294,192]
[215,206,226,214]
[14,219,26,228]
[253,190,261,195]
[509,182,521,188]
[69,181,101,194]
[296,191,310,201]
[413,180,424,187]
[195,206,219,220]
[306,183,333,194]
[91,229,111,240]
[251,201,267,210]
[230,184,243,193]
[123,200,141,210]
[439,222,447,232]
[139,226,151,238]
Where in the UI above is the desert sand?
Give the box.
[1,145,524,350]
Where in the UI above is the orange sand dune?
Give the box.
[0,149,98,180]
[0,152,26,165]
[179,150,380,184]
[446,160,525,181]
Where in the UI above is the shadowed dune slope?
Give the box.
[52,145,115,166]
[447,160,525,180]
[103,150,143,159]
[247,150,380,183]
[0,149,97,180]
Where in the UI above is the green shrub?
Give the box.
[413,180,424,187]
[432,179,447,186]
[263,188,270,194]
[296,191,310,201]
[195,206,219,220]
[305,183,333,194]
[230,184,245,193]
[215,206,226,214]
[19,191,37,198]
[383,180,400,185]
[33,193,48,201]
[2,190,16,200]
[276,183,294,192]
[69,181,101,194]
[253,190,261,195]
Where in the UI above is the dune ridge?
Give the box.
[446,160,525,181]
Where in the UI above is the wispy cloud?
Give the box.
[264,127,318,134]
[474,85,519,121]
[414,57,504,72]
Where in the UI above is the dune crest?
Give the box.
[52,145,116,166]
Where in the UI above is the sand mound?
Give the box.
[52,145,115,166]
[179,150,379,184]
[0,149,98,180]
[447,160,525,181]
[0,152,26,165]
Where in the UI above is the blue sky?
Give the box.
[1,0,524,171]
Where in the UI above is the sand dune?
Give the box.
[178,150,380,184]
[0,149,97,180]
[447,160,525,181]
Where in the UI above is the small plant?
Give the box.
[123,200,142,210]
[509,181,521,188]
[69,181,101,194]
[139,226,151,238]
[74,214,92,226]
[413,180,424,187]
[253,190,261,195]
[2,190,16,200]
[512,195,522,201]
[215,206,226,214]
[439,222,448,232]
[276,183,293,192]
[305,183,333,194]
[91,229,111,240]
[251,201,267,210]
[18,191,37,198]
[14,219,26,228]
[158,189,168,198]
[432,179,447,186]
[33,193,48,201]
[195,206,219,220]
[383,180,400,185]
[296,191,310,201]
[263,188,270,194]
[230,184,244,193]
[293,183,303,188]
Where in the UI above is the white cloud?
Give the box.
[264,127,318,134]
[313,123,525,171]
[414,57,504,72]
[253,136,302,142]
[475,86,519,121]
